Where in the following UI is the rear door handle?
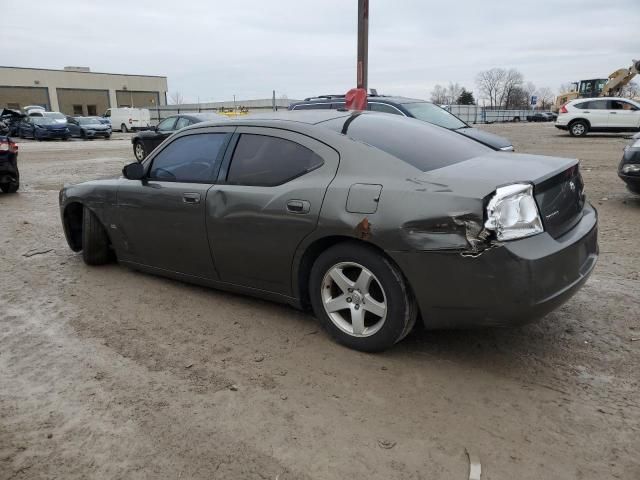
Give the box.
[182,192,201,204]
[286,199,311,214]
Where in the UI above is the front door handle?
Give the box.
[183,192,201,204]
[286,199,311,214]
[610,112,617,114]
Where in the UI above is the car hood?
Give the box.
[455,127,512,150]
[84,124,110,130]
[416,152,577,199]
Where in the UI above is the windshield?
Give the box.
[33,117,57,125]
[43,112,66,120]
[78,117,102,125]
[402,102,467,130]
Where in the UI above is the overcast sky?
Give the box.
[3,0,638,103]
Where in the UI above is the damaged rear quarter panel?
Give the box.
[309,143,493,255]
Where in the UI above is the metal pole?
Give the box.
[272,90,276,112]
[357,0,369,91]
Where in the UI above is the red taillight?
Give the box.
[560,104,568,114]
[0,140,17,152]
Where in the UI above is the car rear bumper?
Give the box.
[389,203,598,329]
[555,124,568,130]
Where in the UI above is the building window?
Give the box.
[73,105,83,115]
[87,105,97,116]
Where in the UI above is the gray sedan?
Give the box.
[59,111,598,352]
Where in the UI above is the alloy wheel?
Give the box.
[135,143,145,160]
[321,262,387,337]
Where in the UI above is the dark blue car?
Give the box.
[19,117,70,141]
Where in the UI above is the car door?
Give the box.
[116,128,233,279]
[148,116,178,151]
[608,100,640,129]
[206,127,339,295]
[580,99,610,128]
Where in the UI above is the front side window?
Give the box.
[157,117,177,132]
[175,117,191,129]
[610,100,638,111]
[227,134,323,186]
[369,103,403,115]
[402,102,467,129]
[148,133,229,183]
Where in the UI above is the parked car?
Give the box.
[0,136,19,193]
[43,111,68,124]
[526,112,551,122]
[555,97,640,136]
[102,107,151,133]
[619,132,640,194]
[67,116,112,139]
[290,94,514,151]
[19,116,70,140]
[59,111,597,352]
[131,113,226,161]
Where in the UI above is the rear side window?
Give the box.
[292,103,331,110]
[575,100,607,110]
[227,134,323,186]
[320,113,491,172]
[369,103,403,115]
[149,133,229,182]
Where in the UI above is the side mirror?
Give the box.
[123,162,144,180]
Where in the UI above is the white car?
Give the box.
[556,97,640,136]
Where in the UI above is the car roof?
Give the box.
[293,95,428,106]
[569,97,637,103]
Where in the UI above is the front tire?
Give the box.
[569,120,589,137]
[82,206,111,265]
[309,242,417,352]
[134,141,146,161]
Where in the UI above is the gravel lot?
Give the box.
[1,123,638,479]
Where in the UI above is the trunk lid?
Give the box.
[418,152,585,238]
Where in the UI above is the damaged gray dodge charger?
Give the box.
[59,111,598,352]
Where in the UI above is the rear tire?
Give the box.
[82,206,111,265]
[569,120,589,137]
[309,242,417,352]
[121,123,128,133]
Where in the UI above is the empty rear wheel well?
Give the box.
[296,236,410,311]
[63,202,84,251]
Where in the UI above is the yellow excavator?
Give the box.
[554,59,640,110]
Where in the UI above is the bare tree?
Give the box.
[475,68,506,108]
[498,69,524,108]
[523,82,537,103]
[537,87,555,109]
[169,91,184,105]
[430,84,448,105]
[447,82,463,105]
[558,82,576,95]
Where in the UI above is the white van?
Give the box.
[102,108,151,132]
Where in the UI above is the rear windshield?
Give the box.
[319,113,491,172]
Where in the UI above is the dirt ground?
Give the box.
[1,123,638,480]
